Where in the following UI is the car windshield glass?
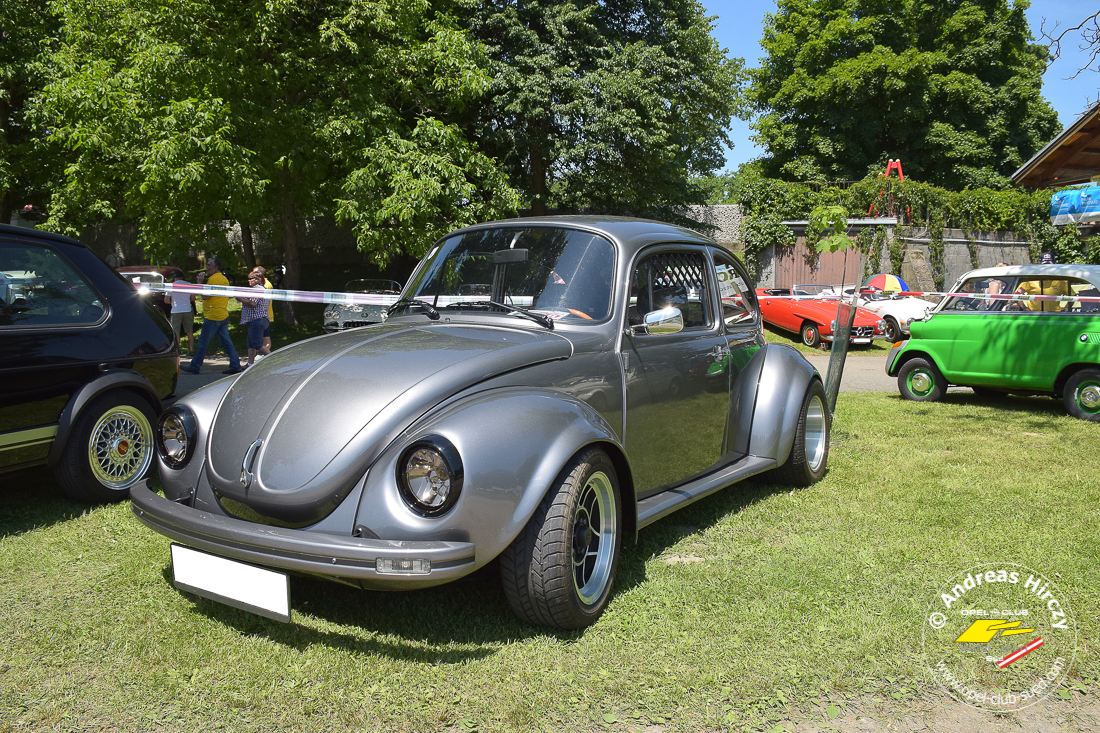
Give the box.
[405,227,615,323]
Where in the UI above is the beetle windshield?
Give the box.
[405,227,615,323]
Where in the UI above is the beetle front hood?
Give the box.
[203,321,572,526]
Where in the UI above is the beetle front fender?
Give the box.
[354,387,628,571]
[748,344,820,465]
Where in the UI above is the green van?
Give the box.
[886,265,1100,421]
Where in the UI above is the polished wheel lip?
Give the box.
[1078,383,1100,413]
[908,370,934,396]
[805,394,827,471]
[573,470,616,606]
[88,405,154,490]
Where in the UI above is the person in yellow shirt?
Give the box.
[1014,278,1069,312]
[181,257,242,374]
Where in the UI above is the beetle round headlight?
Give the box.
[829,319,838,331]
[397,437,463,516]
[157,406,196,468]
[877,319,887,332]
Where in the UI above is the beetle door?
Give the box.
[622,247,731,498]
[711,249,766,458]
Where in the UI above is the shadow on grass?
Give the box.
[894,389,1068,421]
[162,476,795,659]
[0,465,88,538]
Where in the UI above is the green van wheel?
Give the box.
[1064,369,1100,421]
[898,357,946,402]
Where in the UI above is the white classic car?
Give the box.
[823,285,937,342]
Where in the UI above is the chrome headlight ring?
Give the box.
[157,405,197,469]
[396,436,463,517]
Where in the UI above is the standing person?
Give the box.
[164,272,196,354]
[252,266,275,353]
[238,270,271,366]
[181,257,242,374]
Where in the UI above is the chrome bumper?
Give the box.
[130,482,476,586]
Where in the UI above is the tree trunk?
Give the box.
[240,222,256,270]
[529,124,549,216]
[278,182,301,327]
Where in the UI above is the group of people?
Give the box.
[170,258,274,375]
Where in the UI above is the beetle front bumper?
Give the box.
[130,482,477,588]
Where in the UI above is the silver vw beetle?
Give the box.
[131,217,830,629]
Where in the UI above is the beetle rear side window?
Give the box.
[0,242,104,327]
[628,251,711,329]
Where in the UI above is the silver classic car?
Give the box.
[322,279,403,332]
[131,217,830,629]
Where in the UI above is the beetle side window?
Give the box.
[712,251,757,327]
[628,250,711,329]
[944,276,1099,314]
[0,242,105,327]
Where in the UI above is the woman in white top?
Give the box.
[164,273,196,353]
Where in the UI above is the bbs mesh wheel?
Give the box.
[53,391,156,503]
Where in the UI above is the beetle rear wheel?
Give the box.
[1064,368,1100,422]
[500,448,620,629]
[772,380,830,486]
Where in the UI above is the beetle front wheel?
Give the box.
[1064,368,1100,422]
[801,321,821,348]
[500,448,620,629]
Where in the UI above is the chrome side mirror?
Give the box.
[634,307,684,336]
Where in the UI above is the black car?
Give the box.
[0,224,178,502]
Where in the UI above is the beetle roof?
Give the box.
[450,216,719,258]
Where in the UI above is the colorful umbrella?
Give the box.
[863,273,908,293]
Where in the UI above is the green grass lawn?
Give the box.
[1,393,1097,731]
[762,323,893,357]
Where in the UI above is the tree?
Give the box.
[461,0,743,219]
[749,0,1061,189]
[0,0,62,224]
[33,0,518,324]
[1041,11,1100,78]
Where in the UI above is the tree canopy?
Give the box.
[749,0,1061,189]
[33,0,519,321]
[0,0,61,223]
[462,0,743,219]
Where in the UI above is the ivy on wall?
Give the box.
[713,168,1100,275]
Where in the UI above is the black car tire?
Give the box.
[801,321,821,348]
[53,391,157,503]
[772,380,830,486]
[883,317,901,343]
[1064,368,1100,422]
[898,357,946,402]
[500,448,621,629]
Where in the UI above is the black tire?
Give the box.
[898,357,946,402]
[500,448,621,629]
[772,380,830,486]
[801,321,821,348]
[1063,368,1100,422]
[883,317,901,343]
[53,391,157,503]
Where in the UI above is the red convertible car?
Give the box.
[756,286,887,347]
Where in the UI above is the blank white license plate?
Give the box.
[171,544,290,623]
[853,338,872,344]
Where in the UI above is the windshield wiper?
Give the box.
[452,300,554,330]
[386,298,440,320]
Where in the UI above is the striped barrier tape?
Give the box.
[145,282,536,307]
[758,289,1100,303]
